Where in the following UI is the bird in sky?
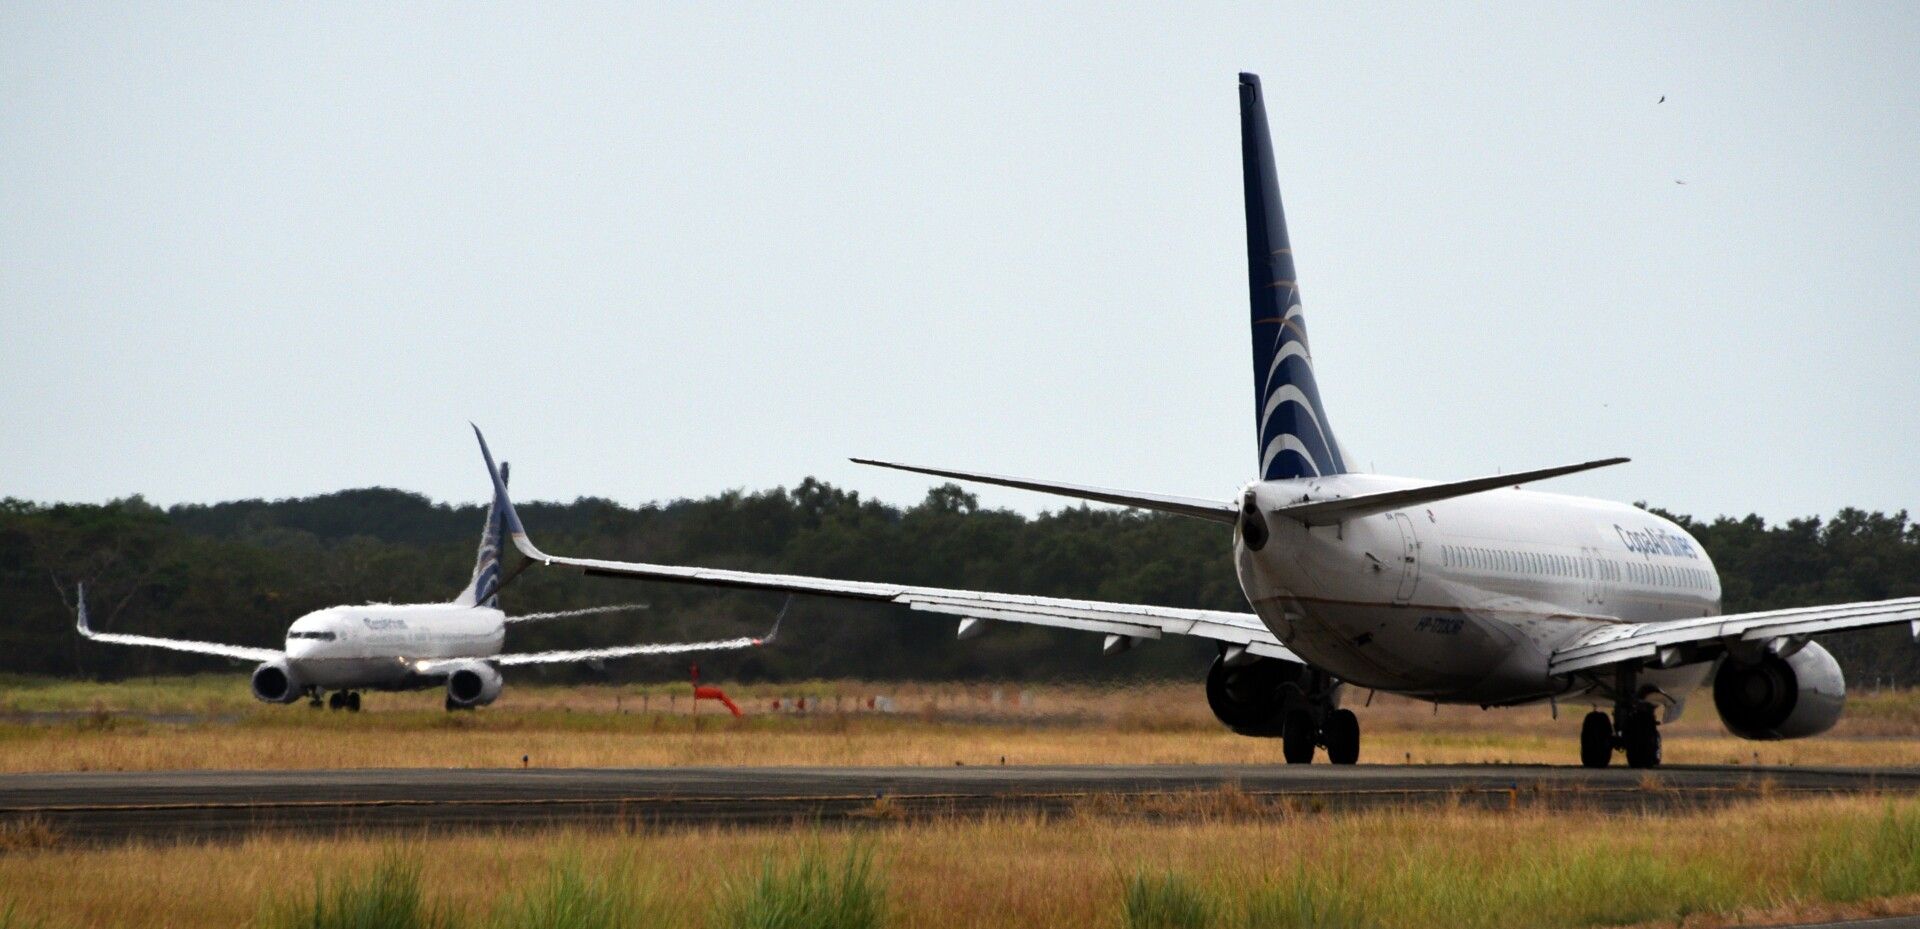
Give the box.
[1658,95,1666,103]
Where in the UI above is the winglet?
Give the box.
[754,594,795,647]
[75,582,92,637]
[470,424,552,564]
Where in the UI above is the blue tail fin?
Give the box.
[1241,73,1347,481]
[456,461,508,608]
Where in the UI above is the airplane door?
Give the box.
[1390,512,1420,604]
[1580,547,1607,608]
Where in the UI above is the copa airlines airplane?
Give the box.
[473,72,1918,769]
[75,466,765,711]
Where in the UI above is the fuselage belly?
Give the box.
[1235,475,1720,706]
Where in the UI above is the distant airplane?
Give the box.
[469,72,1918,768]
[1658,95,1666,103]
[75,465,766,711]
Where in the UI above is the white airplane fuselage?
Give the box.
[282,604,505,690]
[1236,474,1720,707]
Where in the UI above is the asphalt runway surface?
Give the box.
[5,763,1919,845]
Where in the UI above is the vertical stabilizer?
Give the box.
[1241,72,1347,481]
[456,462,508,608]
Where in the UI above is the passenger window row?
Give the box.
[1441,544,1589,579]
[1438,545,1712,592]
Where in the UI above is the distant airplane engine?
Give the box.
[1712,641,1846,740]
[443,661,505,709]
[1205,654,1313,736]
[250,659,305,704]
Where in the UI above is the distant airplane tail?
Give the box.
[1241,72,1347,481]
[455,461,509,608]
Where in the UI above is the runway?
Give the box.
[5,763,1918,844]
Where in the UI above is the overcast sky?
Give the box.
[4,4,1916,523]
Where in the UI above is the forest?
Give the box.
[2,480,1916,685]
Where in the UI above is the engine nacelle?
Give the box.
[1712,640,1846,740]
[1205,654,1314,737]
[251,659,305,704]
[443,661,504,709]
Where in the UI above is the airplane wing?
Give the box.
[1550,596,1920,676]
[411,633,767,673]
[473,428,1299,663]
[73,584,282,663]
[504,603,651,624]
[851,459,1240,524]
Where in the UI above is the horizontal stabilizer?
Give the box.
[851,458,1238,524]
[1271,457,1630,526]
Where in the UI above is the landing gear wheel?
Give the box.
[345,692,361,713]
[327,691,344,711]
[1323,708,1360,765]
[1281,709,1317,764]
[1623,710,1662,769]
[1579,711,1612,768]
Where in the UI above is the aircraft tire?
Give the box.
[327,692,343,711]
[1324,708,1360,765]
[346,692,361,713]
[1623,711,1662,769]
[1281,710,1316,764]
[1579,711,1612,768]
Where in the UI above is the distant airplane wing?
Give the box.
[73,584,281,663]
[852,458,1240,525]
[1550,597,1920,676]
[413,633,766,673]
[473,428,1299,663]
[504,603,651,624]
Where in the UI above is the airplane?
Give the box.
[75,464,768,711]
[471,71,1919,768]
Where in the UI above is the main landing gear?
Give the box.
[325,691,362,712]
[1282,707,1361,765]
[1579,668,1663,769]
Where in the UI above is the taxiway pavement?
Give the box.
[4,763,1915,844]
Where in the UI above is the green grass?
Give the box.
[1122,872,1216,929]
[1242,874,1372,929]
[1806,802,1920,903]
[265,853,452,929]
[716,844,887,929]
[0,903,51,929]
[486,854,643,929]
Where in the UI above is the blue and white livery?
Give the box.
[75,461,762,711]
[474,73,1917,768]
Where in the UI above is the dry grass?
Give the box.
[1,678,1918,772]
[1,795,1919,928]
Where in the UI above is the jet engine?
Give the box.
[251,659,305,704]
[1205,654,1313,736]
[442,661,504,709]
[1712,640,1846,740]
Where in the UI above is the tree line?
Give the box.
[1,481,1916,685]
